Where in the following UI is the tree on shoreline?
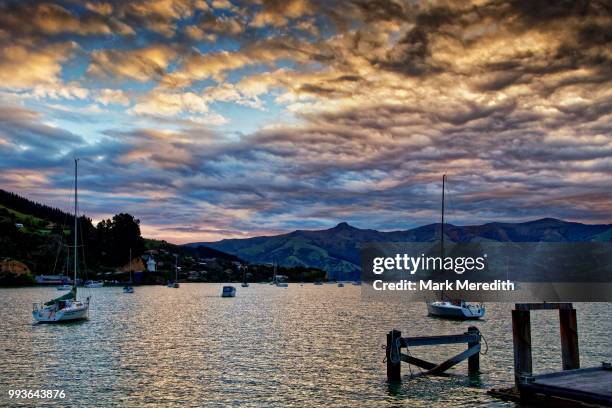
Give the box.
[96,213,145,267]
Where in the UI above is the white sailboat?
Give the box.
[84,280,103,288]
[241,264,249,287]
[123,248,134,293]
[168,254,179,288]
[33,159,90,323]
[426,175,485,320]
[273,263,288,287]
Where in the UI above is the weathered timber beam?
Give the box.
[512,309,532,387]
[401,333,480,347]
[425,344,481,375]
[400,354,437,370]
[559,308,580,370]
[515,303,573,311]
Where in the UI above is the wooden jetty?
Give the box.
[386,326,481,381]
[489,302,612,407]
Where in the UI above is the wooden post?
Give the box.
[386,329,401,381]
[559,307,580,370]
[512,309,532,387]
[467,326,480,374]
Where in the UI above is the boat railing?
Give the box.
[32,303,40,312]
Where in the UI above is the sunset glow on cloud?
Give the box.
[1,0,610,243]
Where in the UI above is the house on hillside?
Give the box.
[146,256,156,272]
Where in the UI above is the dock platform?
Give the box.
[490,363,612,406]
[524,364,611,406]
[489,302,612,407]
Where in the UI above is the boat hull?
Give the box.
[221,286,236,297]
[427,302,485,320]
[33,304,89,323]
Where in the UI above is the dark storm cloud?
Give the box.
[0,104,85,166]
[0,0,610,241]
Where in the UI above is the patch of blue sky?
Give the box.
[212,91,300,136]
[194,36,242,54]
[224,63,274,83]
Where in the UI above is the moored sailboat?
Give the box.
[168,254,180,288]
[425,175,485,320]
[123,248,134,293]
[33,159,90,323]
[241,264,249,287]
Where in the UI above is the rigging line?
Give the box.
[51,169,76,277]
[480,332,489,355]
[79,215,89,284]
[445,175,456,224]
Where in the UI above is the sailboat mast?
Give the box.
[74,158,78,286]
[440,174,445,301]
[129,248,132,282]
[175,254,178,281]
[440,174,445,258]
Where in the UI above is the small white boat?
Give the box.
[168,254,180,288]
[241,264,249,287]
[84,280,104,288]
[426,300,485,319]
[123,249,134,293]
[33,159,89,323]
[33,288,89,323]
[314,281,323,285]
[56,284,72,290]
[272,263,288,287]
[352,281,362,286]
[221,286,236,297]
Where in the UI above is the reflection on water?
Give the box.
[0,284,610,407]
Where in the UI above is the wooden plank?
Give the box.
[400,353,437,370]
[515,302,573,311]
[559,308,580,370]
[426,343,481,375]
[512,309,532,387]
[522,369,612,407]
[401,333,479,347]
[533,369,612,396]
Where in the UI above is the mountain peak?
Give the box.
[333,221,353,230]
[523,217,567,226]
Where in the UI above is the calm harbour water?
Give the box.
[0,284,610,407]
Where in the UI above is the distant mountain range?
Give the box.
[186,219,612,280]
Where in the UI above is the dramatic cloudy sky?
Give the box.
[0,0,610,243]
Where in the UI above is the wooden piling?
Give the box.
[559,308,580,370]
[386,329,402,381]
[512,309,532,387]
[467,326,480,374]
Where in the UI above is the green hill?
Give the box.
[189,219,612,280]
